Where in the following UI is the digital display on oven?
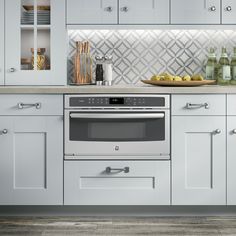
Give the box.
[109,97,125,105]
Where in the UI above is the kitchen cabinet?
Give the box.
[0,0,4,85]
[222,0,236,24]
[64,160,170,205]
[0,95,63,205]
[67,0,169,25]
[171,94,226,205]
[171,0,221,24]
[5,0,66,85]
[67,0,118,24]
[119,0,169,24]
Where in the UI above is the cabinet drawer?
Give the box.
[227,95,236,115]
[64,161,170,205]
[172,95,226,116]
[0,95,63,116]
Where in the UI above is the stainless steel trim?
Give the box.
[185,103,209,109]
[70,113,165,119]
[18,102,41,109]
[105,167,130,173]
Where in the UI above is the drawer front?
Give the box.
[227,95,236,115]
[172,95,226,116]
[64,161,170,205]
[0,95,63,116]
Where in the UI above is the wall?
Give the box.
[68,30,236,85]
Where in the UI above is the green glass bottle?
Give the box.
[205,48,217,80]
[231,47,236,85]
[217,47,231,85]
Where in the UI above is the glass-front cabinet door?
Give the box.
[5,0,66,85]
[0,0,4,85]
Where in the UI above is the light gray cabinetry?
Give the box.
[64,161,170,205]
[0,0,4,85]
[67,0,169,24]
[0,95,63,205]
[119,0,169,24]
[227,95,236,205]
[222,0,236,24]
[5,0,66,85]
[172,95,226,205]
[67,0,118,24]
[171,0,221,24]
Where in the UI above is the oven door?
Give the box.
[65,110,170,159]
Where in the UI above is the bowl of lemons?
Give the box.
[141,73,216,86]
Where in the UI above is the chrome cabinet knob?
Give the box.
[210,6,216,11]
[9,68,16,73]
[232,129,236,134]
[226,6,232,11]
[214,129,221,134]
[1,129,8,135]
[105,6,113,12]
[121,6,129,12]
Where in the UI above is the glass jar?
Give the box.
[31,48,46,70]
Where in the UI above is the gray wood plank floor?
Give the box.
[0,216,235,236]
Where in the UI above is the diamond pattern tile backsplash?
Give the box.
[68,30,236,84]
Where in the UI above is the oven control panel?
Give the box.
[69,96,166,107]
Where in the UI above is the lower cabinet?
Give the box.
[172,116,226,205]
[64,160,170,205]
[227,116,236,205]
[0,116,63,205]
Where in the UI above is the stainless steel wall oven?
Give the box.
[64,95,170,160]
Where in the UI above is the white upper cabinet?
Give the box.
[0,0,4,85]
[171,0,221,24]
[222,0,236,24]
[119,0,169,24]
[67,0,118,24]
[5,0,66,85]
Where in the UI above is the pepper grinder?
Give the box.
[95,55,104,86]
[104,55,113,86]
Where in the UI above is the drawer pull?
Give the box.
[232,129,236,134]
[214,129,221,135]
[18,103,41,109]
[105,167,130,174]
[185,103,209,109]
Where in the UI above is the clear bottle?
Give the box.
[231,47,236,85]
[217,47,231,85]
[206,48,217,80]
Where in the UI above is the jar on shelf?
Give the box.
[31,48,46,70]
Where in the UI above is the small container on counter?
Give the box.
[95,55,104,86]
[104,55,113,86]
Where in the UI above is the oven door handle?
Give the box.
[69,113,165,119]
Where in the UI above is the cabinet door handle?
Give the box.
[185,103,209,109]
[9,68,16,73]
[226,6,232,11]
[214,129,221,135]
[121,6,129,12]
[232,129,236,134]
[1,129,8,135]
[105,167,130,174]
[18,103,41,109]
[105,6,113,12]
[209,6,216,11]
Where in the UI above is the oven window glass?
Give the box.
[69,113,165,142]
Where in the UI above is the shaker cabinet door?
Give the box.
[227,116,236,205]
[5,0,66,85]
[172,116,226,205]
[0,0,4,85]
[222,0,236,24]
[119,0,169,24]
[67,0,118,24]
[0,116,63,205]
[171,0,221,24]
